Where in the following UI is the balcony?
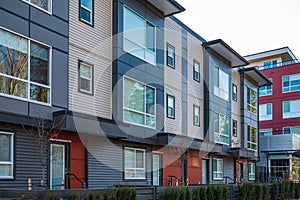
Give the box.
[257,58,300,70]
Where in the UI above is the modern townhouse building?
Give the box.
[245,47,300,182]
[0,0,270,191]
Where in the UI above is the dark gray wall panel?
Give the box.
[0,97,28,116]
[0,9,29,36]
[52,0,69,21]
[0,0,29,19]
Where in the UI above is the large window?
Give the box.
[0,28,51,104]
[262,60,277,70]
[232,119,237,137]
[283,126,300,135]
[247,88,257,114]
[167,95,175,119]
[259,128,272,136]
[123,77,156,128]
[22,0,52,13]
[247,125,257,151]
[259,103,272,121]
[259,79,272,96]
[214,113,229,145]
[283,100,300,119]
[283,74,300,93]
[213,67,229,101]
[248,163,255,181]
[0,132,13,179]
[167,44,175,68]
[213,158,223,180]
[124,147,145,180]
[193,105,200,126]
[79,61,93,94]
[123,7,155,65]
[80,0,93,25]
[193,60,200,81]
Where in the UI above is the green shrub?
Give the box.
[112,185,136,200]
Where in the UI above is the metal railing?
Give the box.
[257,58,299,70]
[65,173,88,189]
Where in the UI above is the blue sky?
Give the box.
[176,0,300,58]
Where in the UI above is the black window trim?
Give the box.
[166,43,175,68]
[193,104,200,126]
[193,59,200,82]
[79,0,95,27]
[166,94,175,119]
[78,60,94,96]
[232,119,237,137]
[232,83,237,101]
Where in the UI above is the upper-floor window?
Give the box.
[283,126,300,135]
[283,73,300,93]
[193,60,200,81]
[259,128,272,136]
[80,0,93,25]
[0,28,51,104]
[193,105,200,126]
[232,119,237,137]
[259,81,272,97]
[123,77,156,128]
[124,147,145,180]
[22,0,52,13]
[247,125,257,151]
[79,61,93,94]
[259,103,272,121]
[232,84,237,101]
[283,100,300,119]
[167,94,175,119]
[248,163,255,181]
[123,7,155,65]
[262,60,277,70]
[214,113,229,145]
[0,132,14,179]
[213,158,223,180]
[167,44,175,68]
[247,88,257,114]
[213,67,229,101]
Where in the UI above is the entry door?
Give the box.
[50,144,66,190]
[202,159,208,184]
[153,154,162,186]
[238,163,243,183]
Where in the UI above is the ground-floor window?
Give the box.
[248,163,255,181]
[213,158,223,180]
[270,159,289,182]
[0,132,14,179]
[124,147,146,180]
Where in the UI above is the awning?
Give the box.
[238,66,272,87]
[202,39,249,67]
[147,0,185,17]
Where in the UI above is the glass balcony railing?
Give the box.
[256,58,300,70]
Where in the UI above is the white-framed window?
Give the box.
[167,44,175,68]
[124,147,146,180]
[259,79,272,96]
[259,103,272,121]
[259,128,272,136]
[283,100,300,119]
[283,73,300,93]
[167,94,175,119]
[22,0,52,13]
[214,113,229,145]
[232,84,237,101]
[79,61,93,94]
[123,6,156,65]
[232,119,237,137]
[80,0,93,25]
[248,163,255,181]
[213,67,229,101]
[247,125,257,151]
[0,27,51,105]
[247,88,257,114]
[123,76,156,128]
[283,126,300,135]
[213,158,223,180]
[0,132,14,179]
[193,60,200,81]
[193,105,200,126]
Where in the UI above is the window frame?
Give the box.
[213,158,223,180]
[248,163,255,181]
[232,119,237,137]
[232,83,237,101]
[166,43,175,68]
[123,6,156,66]
[79,0,94,26]
[283,126,300,135]
[0,132,14,180]
[123,76,156,129]
[259,103,272,121]
[283,100,300,119]
[247,87,257,115]
[124,147,146,180]
[21,0,52,14]
[193,59,200,82]
[167,94,175,119]
[247,125,257,151]
[259,79,272,96]
[213,66,229,101]
[282,73,300,93]
[78,60,94,95]
[214,112,229,145]
[0,26,52,106]
[259,128,272,136]
[193,105,200,126]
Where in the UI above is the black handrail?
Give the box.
[65,173,88,189]
[168,175,182,186]
[224,176,235,184]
